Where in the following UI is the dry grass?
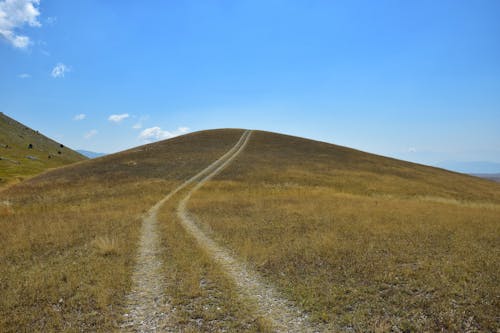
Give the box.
[2,128,499,332]
[0,129,245,332]
[92,236,120,256]
[153,199,263,332]
[0,180,160,332]
[0,200,14,216]
[188,130,500,332]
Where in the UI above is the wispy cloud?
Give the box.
[0,0,41,49]
[139,126,189,143]
[45,16,56,25]
[73,113,86,121]
[51,63,70,78]
[17,73,30,78]
[108,113,129,123]
[84,129,97,139]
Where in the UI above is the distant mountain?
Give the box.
[0,112,87,187]
[472,173,500,183]
[435,161,500,174]
[76,150,107,159]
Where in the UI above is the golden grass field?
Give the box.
[0,130,248,332]
[189,131,500,332]
[1,129,499,332]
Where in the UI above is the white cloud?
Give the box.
[17,73,30,78]
[51,63,70,78]
[139,126,190,143]
[73,113,86,121]
[84,129,97,139]
[139,127,171,141]
[108,113,129,123]
[178,127,189,134]
[0,0,41,49]
[132,122,142,129]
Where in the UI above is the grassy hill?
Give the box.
[0,129,499,332]
[191,131,500,331]
[0,112,86,187]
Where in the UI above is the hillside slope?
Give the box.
[0,112,86,187]
[189,130,500,331]
[0,129,256,332]
[1,129,499,332]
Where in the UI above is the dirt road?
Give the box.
[123,130,321,332]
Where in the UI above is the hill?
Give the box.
[0,129,499,332]
[0,112,87,187]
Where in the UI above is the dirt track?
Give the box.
[123,130,322,332]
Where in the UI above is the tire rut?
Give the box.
[121,130,253,332]
[122,130,322,332]
[177,130,323,332]
[121,204,174,332]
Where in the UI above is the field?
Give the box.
[0,129,256,331]
[1,129,499,332]
[189,131,500,331]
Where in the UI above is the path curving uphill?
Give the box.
[177,130,322,332]
[123,130,321,332]
[121,130,252,332]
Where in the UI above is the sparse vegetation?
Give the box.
[189,130,500,332]
[0,200,13,216]
[1,129,499,332]
[92,236,120,256]
[0,129,245,332]
[155,200,263,331]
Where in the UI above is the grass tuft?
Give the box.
[92,236,120,256]
[254,316,274,333]
[0,200,14,216]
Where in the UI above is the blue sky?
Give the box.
[1,0,500,172]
